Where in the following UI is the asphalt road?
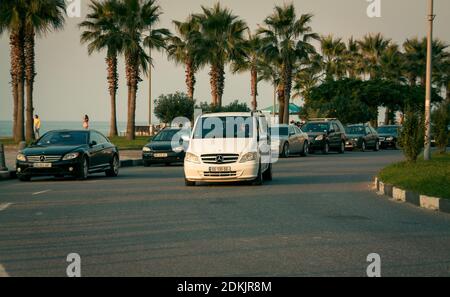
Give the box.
[1,149,450,277]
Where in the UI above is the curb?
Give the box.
[0,159,143,181]
[374,177,450,214]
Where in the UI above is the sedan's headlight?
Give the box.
[173,146,184,153]
[185,152,200,163]
[62,152,80,161]
[142,146,151,152]
[353,138,359,142]
[17,153,27,162]
[386,137,394,141]
[240,152,258,163]
[315,135,324,141]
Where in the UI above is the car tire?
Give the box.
[338,141,345,154]
[361,141,366,152]
[143,161,151,167]
[18,175,31,182]
[77,157,89,180]
[262,163,273,181]
[300,142,309,157]
[322,142,329,155]
[374,141,380,151]
[185,179,195,186]
[281,143,290,158]
[252,162,263,186]
[105,155,119,177]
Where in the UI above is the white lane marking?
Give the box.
[32,190,51,196]
[0,264,9,277]
[0,203,12,212]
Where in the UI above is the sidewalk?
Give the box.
[1,145,142,177]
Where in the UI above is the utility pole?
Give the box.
[424,0,434,161]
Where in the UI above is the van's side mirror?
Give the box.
[89,140,97,147]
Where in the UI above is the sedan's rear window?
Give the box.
[37,131,89,146]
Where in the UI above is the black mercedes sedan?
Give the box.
[16,130,120,181]
[377,125,402,149]
[345,124,380,151]
[142,128,190,166]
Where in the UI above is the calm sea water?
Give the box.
[0,120,148,137]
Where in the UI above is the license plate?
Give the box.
[209,166,231,172]
[33,163,52,168]
[154,153,168,158]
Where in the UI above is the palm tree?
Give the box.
[320,35,346,80]
[167,16,200,100]
[403,37,449,87]
[231,29,262,111]
[380,44,404,124]
[23,0,66,142]
[258,4,318,123]
[293,53,323,102]
[358,33,391,79]
[80,0,123,137]
[344,37,363,79]
[0,0,25,142]
[193,3,247,107]
[117,0,169,140]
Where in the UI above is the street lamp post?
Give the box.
[424,0,434,161]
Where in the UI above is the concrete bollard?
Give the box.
[0,144,8,171]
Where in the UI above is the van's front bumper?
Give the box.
[184,161,259,182]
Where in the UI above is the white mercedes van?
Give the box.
[184,112,272,186]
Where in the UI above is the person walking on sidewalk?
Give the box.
[33,115,41,139]
[83,115,90,130]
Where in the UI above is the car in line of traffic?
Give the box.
[16,130,120,181]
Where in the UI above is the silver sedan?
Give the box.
[270,124,309,158]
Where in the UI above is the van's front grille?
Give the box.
[27,155,62,163]
[204,171,237,177]
[201,154,239,164]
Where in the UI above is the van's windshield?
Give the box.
[193,116,254,139]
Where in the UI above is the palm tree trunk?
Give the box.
[10,34,19,139]
[384,107,390,125]
[11,31,25,142]
[24,27,36,142]
[217,64,225,107]
[277,83,285,124]
[106,55,118,137]
[125,54,138,141]
[283,64,293,124]
[250,66,258,111]
[185,59,195,100]
[209,65,219,106]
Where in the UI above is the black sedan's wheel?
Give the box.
[322,142,329,154]
[338,141,345,154]
[77,157,89,180]
[143,161,151,167]
[374,141,380,151]
[300,142,309,157]
[361,141,366,152]
[106,155,119,177]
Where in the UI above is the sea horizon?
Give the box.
[0,120,150,138]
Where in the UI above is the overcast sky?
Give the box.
[1,0,449,123]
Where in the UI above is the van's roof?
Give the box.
[200,112,254,118]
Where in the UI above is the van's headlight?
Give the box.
[185,152,200,163]
[240,152,258,163]
[315,135,324,141]
[142,146,151,152]
[62,152,79,161]
[17,153,27,162]
[173,146,184,153]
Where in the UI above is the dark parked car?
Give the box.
[345,124,380,151]
[302,118,346,154]
[270,124,309,158]
[142,128,190,166]
[377,125,401,149]
[16,130,119,181]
